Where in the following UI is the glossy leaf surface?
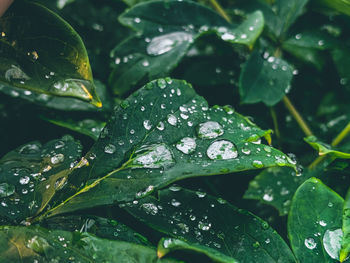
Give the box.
[305,136,350,159]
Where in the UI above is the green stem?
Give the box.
[270,107,280,139]
[282,96,313,137]
[209,0,231,23]
[309,121,350,168]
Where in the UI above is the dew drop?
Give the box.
[104,144,116,154]
[252,160,264,168]
[206,140,238,160]
[147,32,192,56]
[167,114,177,126]
[197,121,224,139]
[143,120,152,130]
[51,153,64,164]
[176,137,196,154]
[323,228,342,260]
[304,238,317,250]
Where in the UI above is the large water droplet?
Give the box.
[143,120,152,130]
[206,140,238,160]
[104,144,116,154]
[176,137,196,154]
[147,32,192,56]
[167,114,177,126]
[51,153,64,164]
[304,237,317,250]
[197,121,224,139]
[323,228,342,260]
[132,144,175,169]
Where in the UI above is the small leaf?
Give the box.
[42,79,294,218]
[0,136,82,224]
[288,178,344,263]
[340,188,350,262]
[239,51,294,106]
[109,0,264,95]
[126,187,296,263]
[0,225,178,263]
[0,1,101,106]
[305,136,350,159]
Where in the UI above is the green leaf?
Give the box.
[44,117,106,140]
[239,51,294,106]
[332,47,350,91]
[288,177,344,263]
[0,1,101,107]
[275,0,309,37]
[0,80,111,112]
[305,136,350,159]
[126,187,296,263]
[340,187,350,262]
[42,215,151,246]
[42,78,295,218]
[244,167,303,216]
[0,225,178,263]
[0,136,82,224]
[283,30,337,50]
[315,0,350,16]
[109,0,264,95]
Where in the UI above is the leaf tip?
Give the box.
[339,250,348,263]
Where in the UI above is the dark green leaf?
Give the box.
[340,187,350,262]
[41,79,295,218]
[126,187,296,263]
[315,0,350,16]
[0,225,178,263]
[239,51,294,106]
[42,215,151,245]
[0,1,101,106]
[244,167,303,216]
[288,178,344,262]
[109,0,263,95]
[305,136,350,159]
[332,47,350,91]
[0,136,82,224]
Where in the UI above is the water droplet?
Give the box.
[252,160,264,168]
[319,220,327,227]
[176,137,196,154]
[147,32,192,56]
[141,203,158,215]
[171,199,181,207]
[206,140,238,160]
[263,193,273,202]
[157,79,167,89]
[295,33,302,40]
[241,148,251,155]
[198,221,211,231]
[104,144,116,154]
[143,120,152,130]
[196,191,206,198]
[134,17,141,23]
[157,121,165,131]
[167,114,177,126]
[304,237,317,250]
[197,121,224,139]
[323,228,342,260]
[169,185,182,192]
[132,144,175,169]
[50,153,64,164]
[142,60,149,67]
[240,34,247,39]
[19,176,30,185]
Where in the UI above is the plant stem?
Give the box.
[209,0,231,23]
[282,96,313,137]
[309,121,350,168]
[270,107,280,139]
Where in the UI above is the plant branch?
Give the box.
[209,0,231,23]
[270,107,280,139]
[282,96,313,137]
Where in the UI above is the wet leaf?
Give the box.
[0,1,101,106]
[42,215,151,245]
[0,80,111,112]
[41,78,295,218]
[288,178,344,263]
[0,225,178,263]
[305,136,350,159]
[340,187,350,262]
[239,51,294,106]
[109,0,263,95]
[316,0,350,16]
[126,187,296,263]
[0,136,82,224]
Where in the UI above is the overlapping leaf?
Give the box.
[126,187,296,263]
[340,187,350,262]
[305,136,350,159]
[0,136,82,224]
[0,226,178,263]
[41,79,295,218]
[288,178,344,262]
[109,0,264,95]
[0,1,101,106]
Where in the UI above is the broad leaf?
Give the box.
[305,136,350,159]
[0,226,178,263]
[0,1,101,106]
[239,51,294,106]
[288,178,344,263]
[316,0,350,16]
[274,0,309,37]
[109,0,264,95]
[126,187,296,263]
[45,118,106,140]
[0,80,111,112]
[332,47,350,91]
[42,215,151,245]
[340,187,350,262]
[40,79,295,218]
[244,167,303,216]
[0,136,82,224]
